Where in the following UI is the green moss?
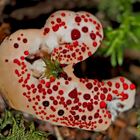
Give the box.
[98,0,140,66]
[0,110,49,140]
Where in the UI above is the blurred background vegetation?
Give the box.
[0,0,140,140]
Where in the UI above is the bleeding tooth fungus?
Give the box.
[0,10,136,131]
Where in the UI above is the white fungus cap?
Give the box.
[0,10,136,131]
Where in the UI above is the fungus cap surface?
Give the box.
[0,10,136,131]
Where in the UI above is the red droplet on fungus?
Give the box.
[83,94,91,100]
[24,51,29,56]
[130,83,135,90]
[93,42,97,47]
[107,81,112,87]
[61,12,66,17]
[75,16,81,22]
[87,103,93,111]
[52,25,59,32]
[13,43,19,48]
[100,101,107,108]
[56,18,61,23]
[44,27,50,35]
[94,112,99,118]
[68,89,78,98]
[90,33,96,40]
[86,82,93,90]
[115,83,120,88]
[107,94,112,101]
[82,26,88,33]
[100,94,105,100]
[123,83,128,90]
[23,38,28,43]
[71,29,81,40]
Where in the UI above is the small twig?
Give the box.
[54,126,63,140]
